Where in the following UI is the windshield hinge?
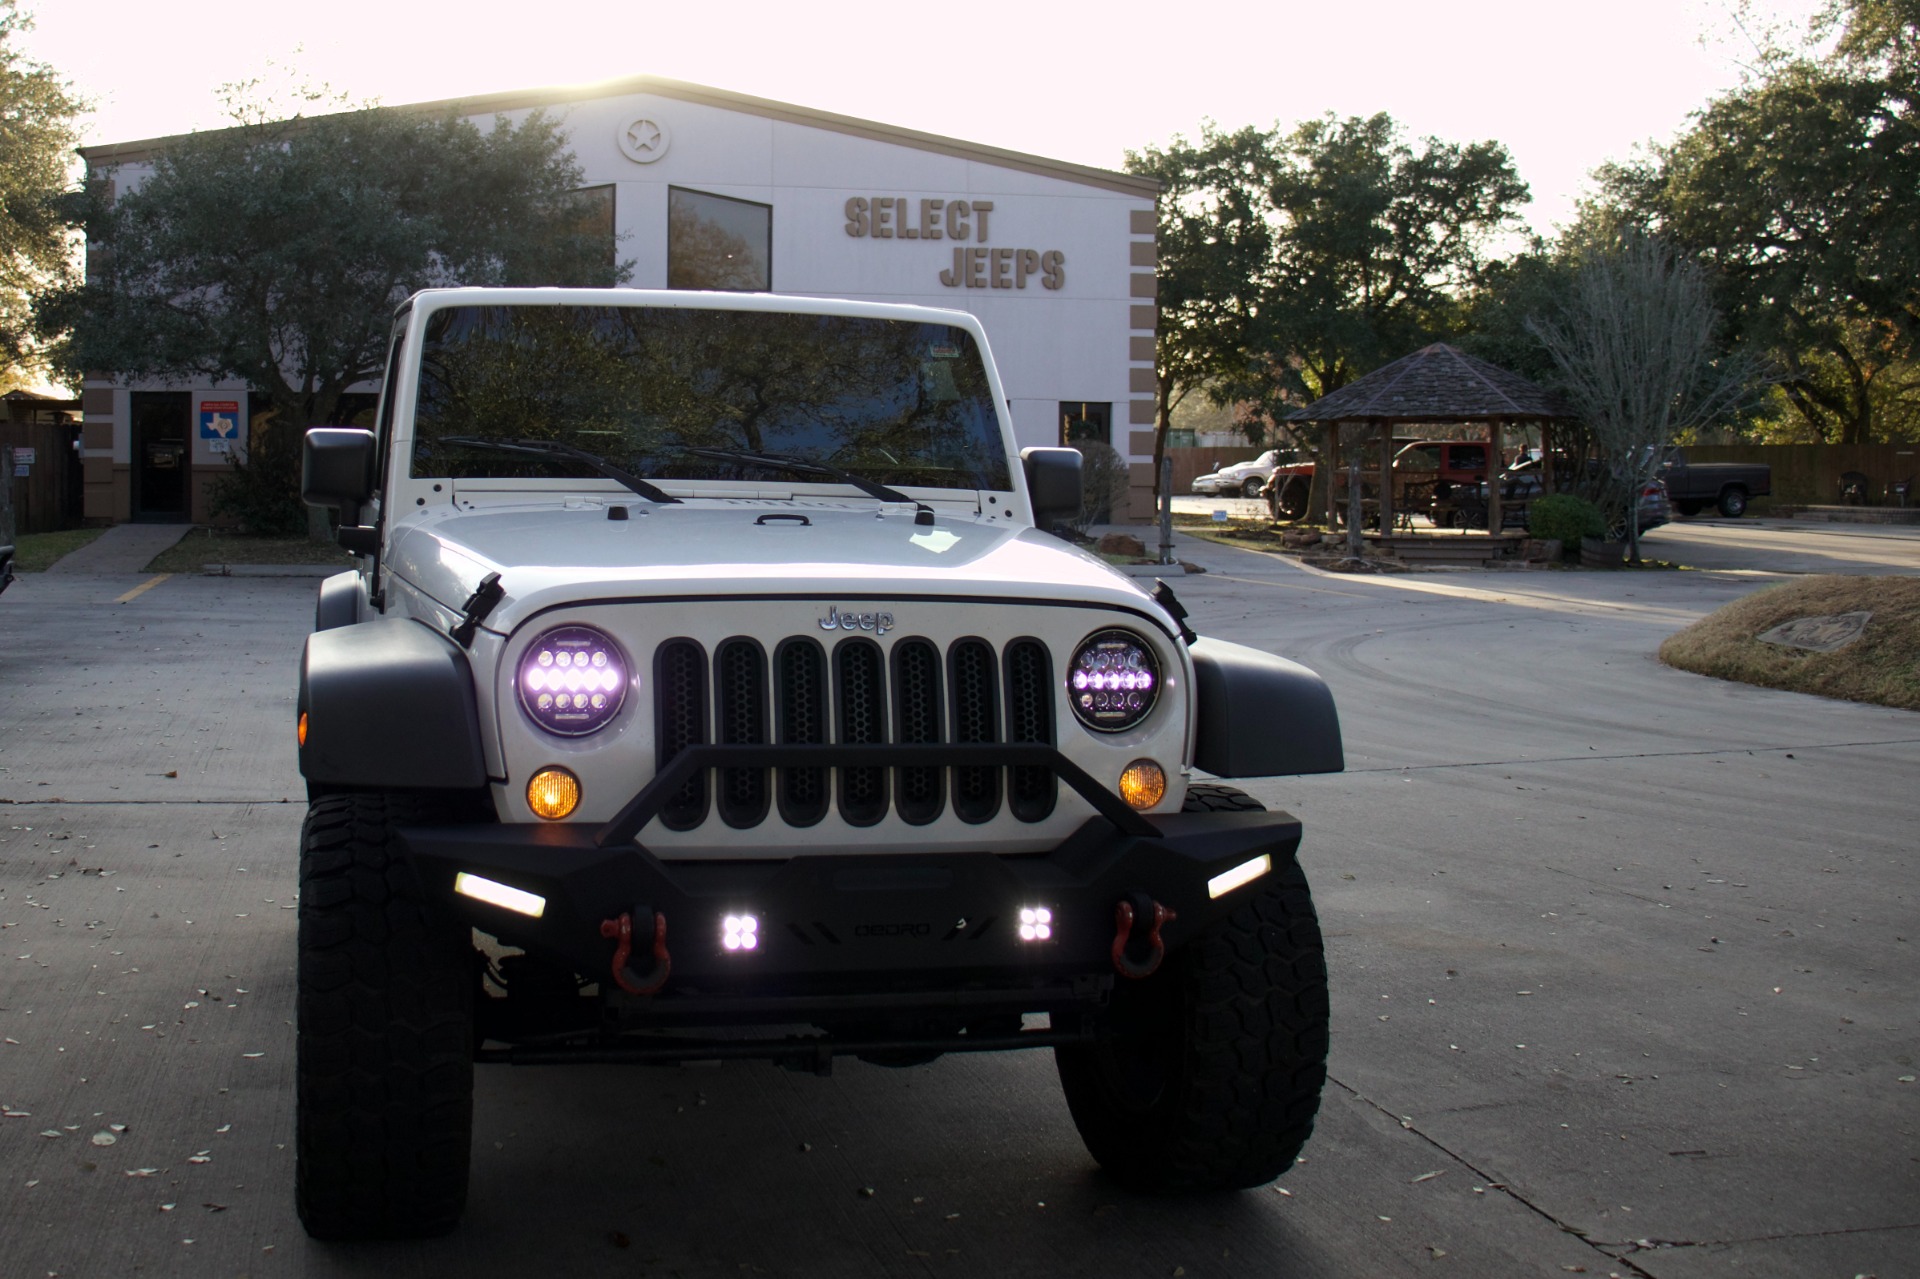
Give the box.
[450,572,505,649]
[1152,579,1197,646]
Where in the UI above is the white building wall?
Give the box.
[87,83,1159,524]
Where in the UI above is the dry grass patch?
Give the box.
[1659,575,1920,711]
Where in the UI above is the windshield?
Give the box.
[408,304,1012,492]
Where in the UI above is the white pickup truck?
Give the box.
[293,288,1343,1239]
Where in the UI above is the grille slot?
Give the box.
[774,638,829,827]
[714,638,770,828]
[948,638,1002,824]
[649,630,1066,832]
[833,639,888,826]
[653,639,709,830]
[1004,638,1057,822]
[890,638,945,825]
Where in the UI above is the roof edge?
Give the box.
[79,74,1160,199]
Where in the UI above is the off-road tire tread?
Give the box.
[1057,795,1329,1192]
[1180,782,1266,814]
[296,791,480,1240]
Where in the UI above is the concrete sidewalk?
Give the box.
[39,522,192,574]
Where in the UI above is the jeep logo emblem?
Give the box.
[819,605,894,636]
[852,922,930,938]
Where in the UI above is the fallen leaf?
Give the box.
[126,1168,160,1178]
[1411,1170,1444,1183]
[90,1131,117,1146]
[241,1052,265,1059]
[38,1129,61,1139]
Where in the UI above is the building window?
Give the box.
[560,185,617,281]
[668,187,771,292]
[1059,402,1111,448]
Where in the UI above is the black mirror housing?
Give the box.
[1020,447,1084,529]
[302,428,377,512]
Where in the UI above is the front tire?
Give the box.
[1241,476,1265,498]
[1055,786,1329,1191]
[296,791,483,1240]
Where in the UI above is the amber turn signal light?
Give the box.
[297,711,308,748]
[527,767,582,820]
[1118,760,1166,810]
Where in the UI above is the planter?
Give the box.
[1580,536,1624,568]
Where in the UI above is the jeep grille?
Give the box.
[655,635,1056,829]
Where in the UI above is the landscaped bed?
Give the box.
[1660,575,1920,711]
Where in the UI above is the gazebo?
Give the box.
[1285,343,1575,536]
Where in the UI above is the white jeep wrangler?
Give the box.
[294,288,1342,1239]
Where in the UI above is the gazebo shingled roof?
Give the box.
[1286,342,1572,423]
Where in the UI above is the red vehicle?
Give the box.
[1261,439,1491,522]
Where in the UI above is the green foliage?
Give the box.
[1125,124,1283,484]
[1526,493,1605,544]
[1126,114,1529,499]
[206,408,310,535]
[35,83,632,528]
[1254,113,1529,415]
[1589,0,1920,444]
[0,1,83,380]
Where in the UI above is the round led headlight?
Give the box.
[1068,629,1160,733]
[518,625,629,736]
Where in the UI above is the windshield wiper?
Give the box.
[436,436,679,504]
[679,447,934,525]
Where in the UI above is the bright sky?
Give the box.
[26,0,1824,236]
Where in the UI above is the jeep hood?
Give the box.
[383,501,1166,634]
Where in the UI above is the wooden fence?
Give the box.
[0,418,84,534]
[1685,443,1920,507]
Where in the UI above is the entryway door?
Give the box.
[130,392,190,522]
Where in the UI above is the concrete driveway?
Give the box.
[0,552,1913,1278]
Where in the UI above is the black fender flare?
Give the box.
[313,570,363,632]
[298,619,487,789]
[1189,637,1344,778]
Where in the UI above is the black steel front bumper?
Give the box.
[397,744,1303,1012]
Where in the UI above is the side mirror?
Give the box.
[302,428,377,512]
[1021,447,1083,531]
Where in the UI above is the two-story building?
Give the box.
[76,76,1160,527]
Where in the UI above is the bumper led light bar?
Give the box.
[453,872,547,918]
[1206,854,1272,900]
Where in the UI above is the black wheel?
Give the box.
[1717,487,1748,517]
[1241,476,1265,498]
[1274,479,1308,522]
[296,791,484,1240]
[1055,787,1328,1192]
[1676,499,1703,517]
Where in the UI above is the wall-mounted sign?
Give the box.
[618,116,671,164]
[844,196,1065,291]
[12,447,34,465]
[199,401,240,441]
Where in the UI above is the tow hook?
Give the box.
[1110,892,1177,980]
[600,908,671,995]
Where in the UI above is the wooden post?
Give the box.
[1324,422,1339,528]
[1378,423,1394,533]
[1486,420,1503,536]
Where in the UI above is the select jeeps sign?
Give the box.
[844,196,1065,291]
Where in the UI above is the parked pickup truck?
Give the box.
[1659,448,1770,518]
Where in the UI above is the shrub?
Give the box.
[208,418,310,536]
[1528,493,1606,544]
